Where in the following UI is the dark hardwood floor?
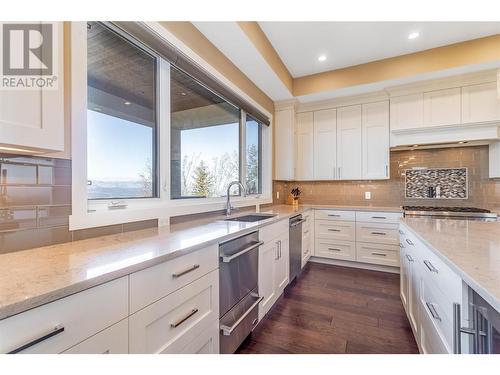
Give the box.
[236,262,419,354]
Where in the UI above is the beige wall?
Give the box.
[274,146,500,212]
[159,22,275,114]
[293,34,500,97]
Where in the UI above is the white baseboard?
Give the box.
[308,256,400,274]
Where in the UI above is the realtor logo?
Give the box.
[0,22,58,90]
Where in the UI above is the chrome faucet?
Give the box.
[226,181,247,216]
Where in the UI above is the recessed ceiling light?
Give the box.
[318,55,327,62]
[124,101,131,106]
[408,32,420,40]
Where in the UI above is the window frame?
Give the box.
[69,21,273,231]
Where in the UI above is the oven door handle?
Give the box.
[221,241,264,263]
[220,295,264,336]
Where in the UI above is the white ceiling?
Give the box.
[258,22,500,77]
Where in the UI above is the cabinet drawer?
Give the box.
[356,211,402,224]
[129,270,218,354]
[419,298,450,354]
[356,222,399,245]
[259,219,289,243]
[420,280,453,352]
[0,277,128,354]
[315,209,355,222]
[62,319,128,354]
[315,239,355,261]
[402,227,462,304]
[129,244,218,313]
[315,220,355,241]
[179,319,219,354]
[356,243,400,267]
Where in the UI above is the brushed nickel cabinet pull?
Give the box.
[327,247,342,251]
[371,231,386,235]
[371,252,387,257]
[328,228,341,232]
[371,216,387,219]
[171,308,199,328]
[405,238,414,246]
[328,214,341,217]
[424,260,438,273]
[7,325,65,354]
[426,302,441,321]
[405,254,414,262]
[172,264,200,278]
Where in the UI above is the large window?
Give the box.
[86,22,158,200]
[171,67,249,199]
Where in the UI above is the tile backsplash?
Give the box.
[0,154,157,255]
[405,168,468,199]
[274,145,500,211]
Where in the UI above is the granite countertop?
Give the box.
[401,217,500,313]
[0,204,402,320]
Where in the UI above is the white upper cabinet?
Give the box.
[275,107,295,180]
[296,112,314,180]
[462,82,500,123]
[362,101,389,180]
[390,93,424,131]
[423,88,461,127]
[313,109,337,180]
[490,141,500,179]
[337,105,362,180]
[0,22,65,153]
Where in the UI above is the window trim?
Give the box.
[69,22,273,231]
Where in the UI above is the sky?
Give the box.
[87,109,259,182]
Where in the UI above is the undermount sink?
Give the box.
[224,213,277,222]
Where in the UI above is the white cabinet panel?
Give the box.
[275,108,295,180]
[423,88,461,127]
[63,319,129,354]
[337,105,362,180]
[462,82,500,123]
[179,320,219,354]
[356,222,399,246]
[315,220,355,242]
[315,238,356,261]
[258,240,278,320]
[362,101,389,179]
[490,141,500,178]
[356,242,399,267]
[296,112,314,180]
[129,270,218,354]
[313,108,337,180]
[390,93,424,131]
[0,22,65,153]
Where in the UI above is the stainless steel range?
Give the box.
[403,206,498,221]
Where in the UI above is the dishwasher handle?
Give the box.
[220,295,264,336]
[221,241,264,263]
[290,219,306,227]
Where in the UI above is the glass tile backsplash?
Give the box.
[405,168,468,199]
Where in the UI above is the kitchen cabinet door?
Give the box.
[313,108,337,180]
[0,22,65,153]
[462,82,500,123]
[362,101,389,179]
[337,105,362,180]
[400,245,409,310]
[423,88,461,127]
[275,234,290,292]
[408,256,420,335]
[296,112,314,180]
[258,241,278,320]
[275,108,295,180]
[490,141,500,178]
[390,93,424,131]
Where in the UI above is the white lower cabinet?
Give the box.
[63,319,129,354]
[258,224,290,320]
[178,320,219,354]
[0,277,128,354]
[128,270,219,354]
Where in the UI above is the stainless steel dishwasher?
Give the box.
[219,231,263,353]
[289,214,305,282]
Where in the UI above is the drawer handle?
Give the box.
[304,230,309,234]
[327,247,341,251]
[423,260,439,273]
[426,302,442,322]
[172,264,200,278]
[371,231,386,236]
[399,230,404,235]
[399,243,404,249]
[372,216,387,219]
[171,308,199,328]
[405,254,414,262]
[371,252,387,257]
[328,214,341,217]
[405,238,414,246]
[220,295,263,336]
[7,325,65,354]
[221,241,264,263]
[328,229,341,232]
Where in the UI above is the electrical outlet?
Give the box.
[365,192,371,200]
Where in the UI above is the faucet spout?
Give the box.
[226,181,247,216]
